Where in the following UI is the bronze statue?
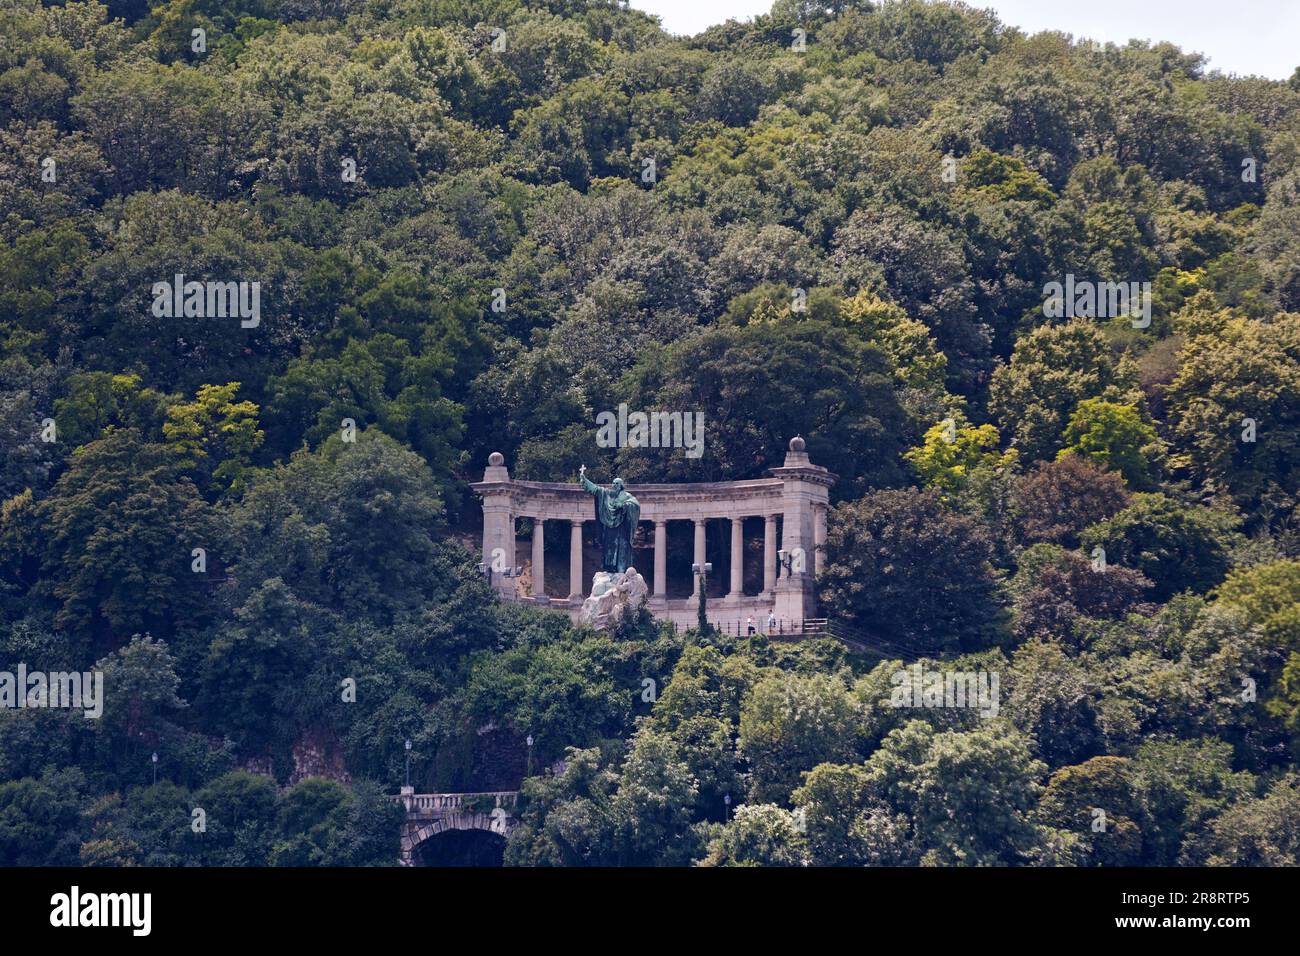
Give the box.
[577,465,640,574]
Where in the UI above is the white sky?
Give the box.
[630,0,1300,80]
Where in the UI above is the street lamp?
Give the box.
[479,562,524,588]
[723,792,731,821]
[151,752,158,786]
[526,734,534,778]
[692,561,713,634]
[404,738,412,790]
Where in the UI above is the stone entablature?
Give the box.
[476,476,788,521]
[471,438,835,629]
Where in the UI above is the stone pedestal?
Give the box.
[578,567,649,632]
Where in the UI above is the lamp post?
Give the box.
[404,738,412,790]
[525,734,534,778]
[151,752,158,786]
[723,792,731,822]
[692,561,713,635]
[481,562,524,592]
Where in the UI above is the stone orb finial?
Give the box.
[488,451,505,466]
[789,435,806,453]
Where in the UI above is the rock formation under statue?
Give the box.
[578,567,649,632]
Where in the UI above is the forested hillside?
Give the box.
[2,0,1300,866]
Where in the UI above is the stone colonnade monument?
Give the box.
[470,437,835,631]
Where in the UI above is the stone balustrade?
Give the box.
[394,790,519,815]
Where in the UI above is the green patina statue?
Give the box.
[578,465,640,574]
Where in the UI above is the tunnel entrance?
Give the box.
[412,827,507,867]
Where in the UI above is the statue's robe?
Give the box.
[580,475,640,573]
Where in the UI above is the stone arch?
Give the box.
[401,811,517,865]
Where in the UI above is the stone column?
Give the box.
[471,452,515,598]
[771,436,834,626]
[727,517,744,603]
[569,519,584,604]
[692,519,706,598]
[764,514,778,593]
[653,520,667,601]
[814,505,828,576]
[531,517,545,601]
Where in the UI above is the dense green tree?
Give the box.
[1215,560,1300,746]
[225,430,448,619]
[1164,312,1300,507]
[905,416,1017,500]
[1036,757,1145,866]
[0,768,87,866]
[1059,399,1162,488]
[989,321,1135,465]
[1130,738,1255,866]
[1002,639,1105,768]
[0,357,68,501]
[1008,544,1152,643]
[53,372,170,449]
[163,382,264,497]
[1181,773,1300,866]
[737,671,859,804]
[696,804,810,867]
[616,318,911,495]
[820,488,1007,652]
[189,770,279,867]
[859,720,1047,866]
[609,728,699,865]
[271,777,401,866]
[793,762,915,866]
[1080,493,1242,600]
[504,747,618,867]
[1009,455,1131,548]
[37,430,217,644]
